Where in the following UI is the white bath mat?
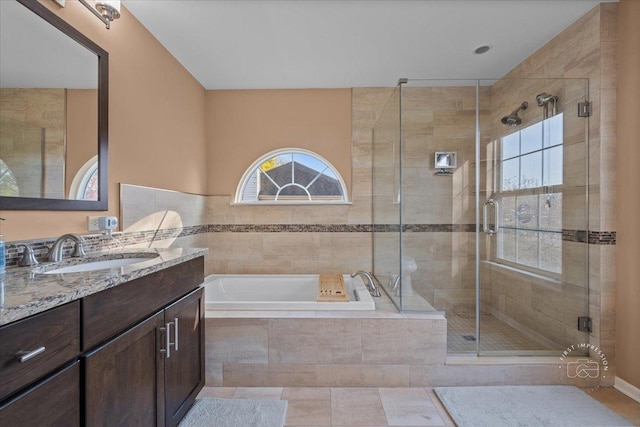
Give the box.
[435,385,633,427]
[178,397,288,427]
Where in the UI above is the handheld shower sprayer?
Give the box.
[501,101,528,126]
[536,93,558,118]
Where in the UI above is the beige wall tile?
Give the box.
[315,364,363,387]
[269,319,362,364]
[205,318,269,363]
[361,319,446,365]
[222,363,316,387]
[282,387,331,401]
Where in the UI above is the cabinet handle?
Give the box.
[166,321,173,358]
[17,346,46,363]
[173,317,179,352]
[160,323,172,358]
[159,318,179,358]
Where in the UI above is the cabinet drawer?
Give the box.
[0,362,80,426]
[82,257,204,350]
[0,301,80,401]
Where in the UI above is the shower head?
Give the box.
[501,101,528,126]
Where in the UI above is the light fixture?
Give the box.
[474,45,492,55]
[79,0,121,29]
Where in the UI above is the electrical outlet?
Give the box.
[88,216,101,232]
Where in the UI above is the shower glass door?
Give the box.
[372,86,402,309]
[477,78,590,355]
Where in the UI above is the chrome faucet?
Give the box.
[350,270,381,297]
[17,244,39,267]
[46,234,86,262]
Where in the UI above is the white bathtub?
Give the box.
[203,274,376,310]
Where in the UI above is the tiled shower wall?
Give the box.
[370,85,490,316]
[489,3,618,378]
[0,89,65,199]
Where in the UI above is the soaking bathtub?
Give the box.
[203,274,376,310]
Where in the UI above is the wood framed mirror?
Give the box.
[0,0,108,210]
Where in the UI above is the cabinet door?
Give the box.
[0,361,80,427]
[163,288,205,427]
[84,311,165,427]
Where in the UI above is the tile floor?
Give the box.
[198,386,640,426]
[447,314,555,353]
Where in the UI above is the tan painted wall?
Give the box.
[615,0,640,390]
[205,89,352,197]
[0,2,206,241]
[65,89,98,197]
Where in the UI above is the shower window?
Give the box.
[497,114,563,274]
[235,148,348,204]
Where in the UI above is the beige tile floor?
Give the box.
[198,386,640,426]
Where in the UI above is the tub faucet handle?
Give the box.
[350,270,382,297]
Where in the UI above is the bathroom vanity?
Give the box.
[0,248,206,426]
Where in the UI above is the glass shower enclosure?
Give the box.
[372,78,590,355]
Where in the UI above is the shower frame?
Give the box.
[372,78,591,356]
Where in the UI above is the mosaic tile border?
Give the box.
[563,230,617,245]
[3,226,208,267]
[4,224,616,267]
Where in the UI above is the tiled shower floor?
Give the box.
[447,314,556,353]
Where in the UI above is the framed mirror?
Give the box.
[0,0,108,210]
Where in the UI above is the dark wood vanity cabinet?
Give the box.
[85,288,205,427]
[82,257,205,426]
[85,311,165,426]
[164,289,206,426]
[0,301,80,402]
[0,301,81,426]
[0,362,81,426]
[0,256,205,427]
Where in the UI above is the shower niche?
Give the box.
[372,78,590,356]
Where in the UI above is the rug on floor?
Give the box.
[435,385,633,427]
[178,397,288,427]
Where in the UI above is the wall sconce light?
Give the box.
[78,0,121,29]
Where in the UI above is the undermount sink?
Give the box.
[36,253,159,275]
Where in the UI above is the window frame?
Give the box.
[233,148,350,205]
[69,155,98,201]
[495,114,564,277]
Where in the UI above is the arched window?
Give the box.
[0,159,19,197]
[235,149,348,204]
[69,155,98,200]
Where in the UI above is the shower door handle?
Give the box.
[483,199,499,235]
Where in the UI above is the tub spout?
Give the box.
[350,271,381,297]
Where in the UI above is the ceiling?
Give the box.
[123,0,612,90]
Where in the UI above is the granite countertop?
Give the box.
[0,247,208,326]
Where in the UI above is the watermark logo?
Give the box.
[559,343,608,380]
